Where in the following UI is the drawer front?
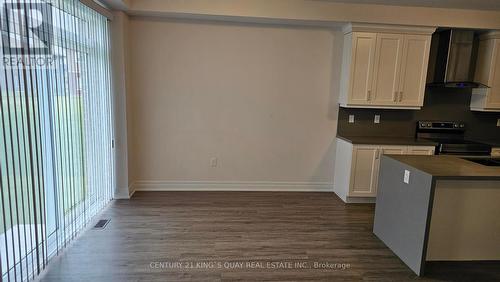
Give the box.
[407,146,435,155]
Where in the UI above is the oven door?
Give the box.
[438,143,492,157]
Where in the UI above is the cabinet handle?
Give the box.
[394,91,398,102]
[399,91,403,102]
[367,90,372,101]
[376,149,381,159]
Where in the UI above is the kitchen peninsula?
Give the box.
[373,155,500,276]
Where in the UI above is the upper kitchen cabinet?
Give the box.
[398,35,432,106]
[471,32,500,111]
[339,24,435,109]
[343,32,377,105]
[371,33,404,105]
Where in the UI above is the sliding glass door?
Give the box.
[0,1,113,281]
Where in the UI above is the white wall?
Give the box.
[127,18,341,190]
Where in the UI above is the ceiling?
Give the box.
[315,0,500,11]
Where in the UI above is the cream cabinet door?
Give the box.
[350,146,379,197]
[474,39,494,87]
[407,146,435,155]
[377,146,407,194]
[472,38,500,110]
[397,34,431,107]
[486,39,500,108]
[372,34,404,105]
[349,32,377,105]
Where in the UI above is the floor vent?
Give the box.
[93,219,110,229]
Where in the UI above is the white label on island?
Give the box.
[404,170,410,184]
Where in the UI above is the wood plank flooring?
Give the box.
[37,192,500,281]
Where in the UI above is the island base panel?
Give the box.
[426,180,500,261]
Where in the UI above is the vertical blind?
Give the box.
[0,0,114,281]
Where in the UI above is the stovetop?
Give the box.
[416,121,492,155]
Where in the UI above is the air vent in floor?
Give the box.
[93,219,110,229]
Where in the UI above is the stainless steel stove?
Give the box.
[416,121,491,157]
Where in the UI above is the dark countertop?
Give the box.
[337,135,438,146]
[386,155,500,180]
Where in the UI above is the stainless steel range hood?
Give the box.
[426,29,487,88]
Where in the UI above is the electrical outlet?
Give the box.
[348,115,355,124]
[403,170,410,184]
[210,157,218,168]
[374,115,380,124]
[497,119,500,127]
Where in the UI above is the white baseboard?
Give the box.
[131,181,333,192]
[345,196,376,203]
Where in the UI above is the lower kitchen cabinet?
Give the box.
[350,145,380,197]
[333,138,435,203]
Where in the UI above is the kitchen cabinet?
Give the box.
[351,145,408,197]
[471,32,500,111]
[350,146,380,196]
[371,33,404,105]
[347,32,377,105]
[339,24,434,109]
[334,138,437,203]
[349,144,410,198]
[398,35,432,106]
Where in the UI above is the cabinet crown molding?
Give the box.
[342,23,436,35]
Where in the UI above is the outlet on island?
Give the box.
[403,170,410,184]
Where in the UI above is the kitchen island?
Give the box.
[373,155,500,276]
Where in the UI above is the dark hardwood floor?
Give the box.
[38,192,500,281]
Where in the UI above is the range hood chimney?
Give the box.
[427,29,487,88]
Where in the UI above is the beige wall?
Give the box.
[128,18,340,186]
